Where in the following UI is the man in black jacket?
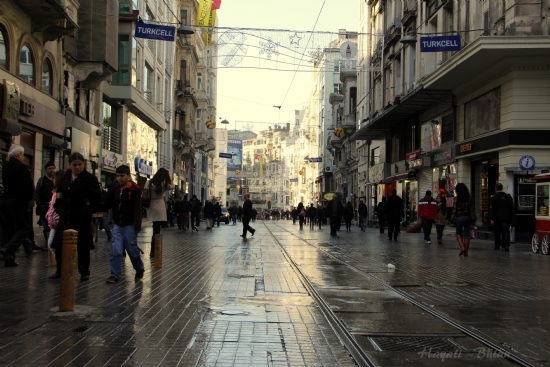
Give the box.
[327,194,343,236]
[0,145,34,266]
[490,183,514,252]
[34,161,56,244]
[386,189,404,241]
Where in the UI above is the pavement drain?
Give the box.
[368,336,459,352]
[220,311,248,315]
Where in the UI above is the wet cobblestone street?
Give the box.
[0,220,548,366]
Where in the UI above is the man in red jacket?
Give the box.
[419,190,438,244]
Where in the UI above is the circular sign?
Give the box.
[205,119,216,129]
[237,185,241,189]
[334,127,345,138]
[235,169,241,175]
[253,172,258,177]
[519,155,536,170]
[340,41,357,59]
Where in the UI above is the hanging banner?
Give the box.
[205,10,217,45]
[212,0,222,10]
[134,23,175,41]
[197,0,211,40]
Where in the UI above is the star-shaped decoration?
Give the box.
[289,32,302,47]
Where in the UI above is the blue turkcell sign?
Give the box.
[309,157,322,163]
[135,23,175,41]
[219,152,233,159]
[420,36,461,52]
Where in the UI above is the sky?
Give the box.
[213,0,358,133]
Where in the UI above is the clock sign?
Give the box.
[519,155,536,170]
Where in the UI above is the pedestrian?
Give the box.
[490,183,515,252]
[343,202,354,232]
[419,190,438,244]
[297,202,305,229]
[377,197,387,234]
[190,194,202,231]
[358,200,368,232]
[308,204,317,230]
[0,145,35,267]
[204,200,215,229]
[144,168,172,258]
[291,206,297,224]
[102,165,145,283]
[45,170,65,256]
[240,194,256,238]
[435,193,447,244]
[49,152,101,280]
[98,183,113,241]
[230,203,237,225]
[327,194,344,236]
[386,189,404,241]
[181,194,191,230]
[34,161,56,245]
[450,183,476,257]
[316,205,324,229]
[213,201,222,227]
[174,197,183,229]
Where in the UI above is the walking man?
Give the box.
[102,165,145,283]
[241,194,256,238]
[34,161,56,245]
[358,200,368,232]
[190,194,202,231]
[308,204,317,230]
[490,183,514,252]
[386,189,404,241]
[327,193,343,236]
[419,190,438,244]
[0,145,34,266]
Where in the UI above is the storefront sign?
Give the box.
[505,166,548,172]
[409,158,424,169]
[433,148,452,162]
[104,156,117,168]
[459,143,472,153]
[134,157,153,176]
[405,149,421,161]
[20,100,34,116]
[290,178,298,182]
[134,24,175,41]
[420,36,461,52]
[2,79,20,122]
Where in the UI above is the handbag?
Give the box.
[470,226,478,239]
[142,188,151,209]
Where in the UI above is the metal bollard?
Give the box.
[59,229,78,312]
[154,234,162,268]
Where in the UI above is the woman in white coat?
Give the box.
[144,168,172,258]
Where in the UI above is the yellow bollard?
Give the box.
[59,229,78,312]
[154,234,162,268]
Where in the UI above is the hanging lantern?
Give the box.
[334,127,345,138]
[205,119,216,129]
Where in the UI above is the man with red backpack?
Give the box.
[419,190,439,244]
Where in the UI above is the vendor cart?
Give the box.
[530,173,550,254]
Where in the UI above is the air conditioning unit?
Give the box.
[325,166,332,172]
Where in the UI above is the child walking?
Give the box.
[102,165,145,283]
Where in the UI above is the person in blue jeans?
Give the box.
[102,165,145,283]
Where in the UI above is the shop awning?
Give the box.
[385,173,409,183]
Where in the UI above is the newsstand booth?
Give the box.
[531,173,550,255]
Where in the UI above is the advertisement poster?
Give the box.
[227,139,242,172]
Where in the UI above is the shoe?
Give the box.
[48,273,61,279]
[425,240,431,244]
[106,276,119,284]
[388,238,392,241]
[32,244,43,251]
[251,230,256,237]
[438,240,442,244]
[195,228,199,232]
[5,259,19,267]
[504,247,509,252]
[135,271,144,280]
[80,274,90,281]
[240,235,246,238]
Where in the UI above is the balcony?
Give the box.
[329,136,342,150]
[172,129,186,150]
[195,131,207,147]
[102,126,122,154]
[343,114,356,133]
[18,0,79,41]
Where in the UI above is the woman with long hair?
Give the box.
[450,183,476,256]
[297,202,305,230]
[343,201,354,232]
[144,168,172,258]
[49,153,101,281]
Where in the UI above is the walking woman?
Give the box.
[49,153,101,281]
[435,193,447,244]
[450,183,476,256]
[297,202,305,230]
[144,168,172,258]
[343,201,354,232]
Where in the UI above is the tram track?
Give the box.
[265,222,538,367]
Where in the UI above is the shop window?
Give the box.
[465,88,500,139]
[371,147,380,166]
[41,58,53,95]
[113,35,130,84]
[441,114,454,144]
[19,45,34,85]
[537,185,549,217]
[0,26,8,70]
[420,121,441,152]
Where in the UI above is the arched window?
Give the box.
[19,44,34,84]
[0,27,7,70]
[42,58,53,95]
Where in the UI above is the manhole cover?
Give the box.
[220,311,247,315]
[369,336,458,352]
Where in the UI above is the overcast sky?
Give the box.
[214,0,357,133]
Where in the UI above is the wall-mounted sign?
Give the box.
[519,155,536,170]
[2,79,20,122]
[405,149,421,161]
[459,143,472,153]
[290,178,298,182]
[409,158,424,169]
[340,41,357,59]
[134,157,153,176]
[219,152,232,159]
[433,147,452,162]
[420,36,461,52]
[309,157,322,163]
[134,23,175,41]
[20,100,34,116]
[104,156,117,168]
